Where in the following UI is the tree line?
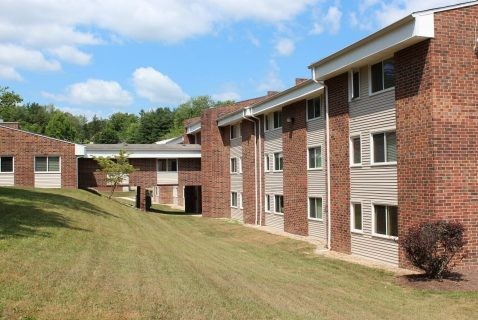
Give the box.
[0,87,232,144]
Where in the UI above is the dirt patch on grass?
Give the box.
[397,269,478,291]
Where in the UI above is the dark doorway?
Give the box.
[184,186,202,214]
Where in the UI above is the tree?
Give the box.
[96,127,120,144]
[45,112,78,141]
[0,86,23,122]
[136,107,174,143]
[94,149,136,199]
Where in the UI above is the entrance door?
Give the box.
[184,186,202,213]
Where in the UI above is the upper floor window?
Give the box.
[230,158,238,173]
[309,197,323,220]
[274,152,283,171]
[35,156,60,173]
[307,97,321,120]
[308,146,322,169]
[349,69,360,99]
[0,156,13,173]
[274,195,284,214]
[265,111,282,131]
[158,159,177,172]
[371,58,395,93]
[265,194,271,212]
[230,123,241,140]
[374,204,398,238]
[372,131,396,164]
[351,136,361,165]
[264,154,270,172]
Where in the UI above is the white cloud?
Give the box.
[0,65,23,81]
[49,46,92,65]
[275,38,295,56]
[212,91,241,101]
[58,106,99,121]
[312,6,343,35]
[133,67,189,105]
[43,79,133,107]
[0,44,60,71]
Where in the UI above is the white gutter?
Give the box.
[242,109,259,225]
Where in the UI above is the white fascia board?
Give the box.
[186,122,201,134]
[217,110,245,127]
[75,144,86,156]
[85,150,201,159]
[311,13,434,81]
[251,81,323,115]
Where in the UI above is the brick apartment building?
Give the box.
[184,2,478,268]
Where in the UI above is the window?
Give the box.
[230,123,241,140]
[351,136,361,165]
[230,158,238,173]
[351,203,363,231]
[274,195,284,214]
[264,114,270,131]
[372,131,396,164]
[309,197,323,220]
[273,152,283,171]
[35,156,60,172]
[350,69,360,99]
[374,205,398,237]
[371,58,395,93]
[308,146,322,169]
[239,157,242,173]
[158,159,177,172]
[307,97,321,120]
[231,192,238,208]
[0,156,13,173]
[239,193,243,209]
[265,111,282,131]
[264,154,270,172]
[265,195,271,212]
[273,111,282,129]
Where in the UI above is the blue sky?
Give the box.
[0,0,466,118]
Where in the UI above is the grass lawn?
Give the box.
[0,187,477,320]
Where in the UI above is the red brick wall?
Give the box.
[242,119,256,224]
[178,158,201,206]
[282,100,308,236]
[396,5,478,267]
[200,108,231,218]
[155,185,174,204]
[0,126,77,188]
[78,158,106,189]
[325,73,351,253]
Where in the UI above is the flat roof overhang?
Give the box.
[83,144,201,159]
[186,121,201,135]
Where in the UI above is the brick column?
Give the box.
[242,119,257,224]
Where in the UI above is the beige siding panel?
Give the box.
[265,213,284,231]
[35,173,61,188]
[308,219,326,241]
[308,170,326,195]
[0,173,14,186]
[306,117,325,145]
[348,65,398,266]
[231,175,243,192]
[231,208,243,222]
[264,129,282,153]
[265,173,283,194]
[157,172,178,185]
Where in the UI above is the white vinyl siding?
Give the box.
[307,102,327,242]
[349,65,398,265]
[230,136,243,222]
[264,125,283,232]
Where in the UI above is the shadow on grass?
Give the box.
[149,205,199,216]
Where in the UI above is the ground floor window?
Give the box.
[308,197,323,220]
[374,204,398,237]
[265,195,271,212]
[231,192,238,208]
[0,156,13,172]
[35,156,60,172]
[351,203,362,231]
[274,195,284,214]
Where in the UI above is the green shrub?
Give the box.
[401,221,466,279]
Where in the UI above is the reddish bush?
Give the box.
[401,221,466,279]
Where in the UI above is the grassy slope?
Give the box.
[0,188,477,320]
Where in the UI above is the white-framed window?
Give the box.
[349,69,360,100]
[307,97,321,120]
[230,158,238,173]
[231,192,238,208]
[373,204,398,238]
[230,123,241,140]
[264,154,271,172]
[308,197,323,220]
[0,156,14,173]
[351,202,363,232]
[273,152,283,171]
[265,194,271,212]
[372,131,396,164]
[239,157,242,173]
[308,146,322,170]
[35,156,60,173]
[350,136,362,166]
[158,159,178,172]
[265,111,282,131]
[239,192,243,209]
[274,195,284,214]
[370,58,395,94]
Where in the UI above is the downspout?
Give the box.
[249,113,263,226]
[242,109,258,225]
[313,68,332,250]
